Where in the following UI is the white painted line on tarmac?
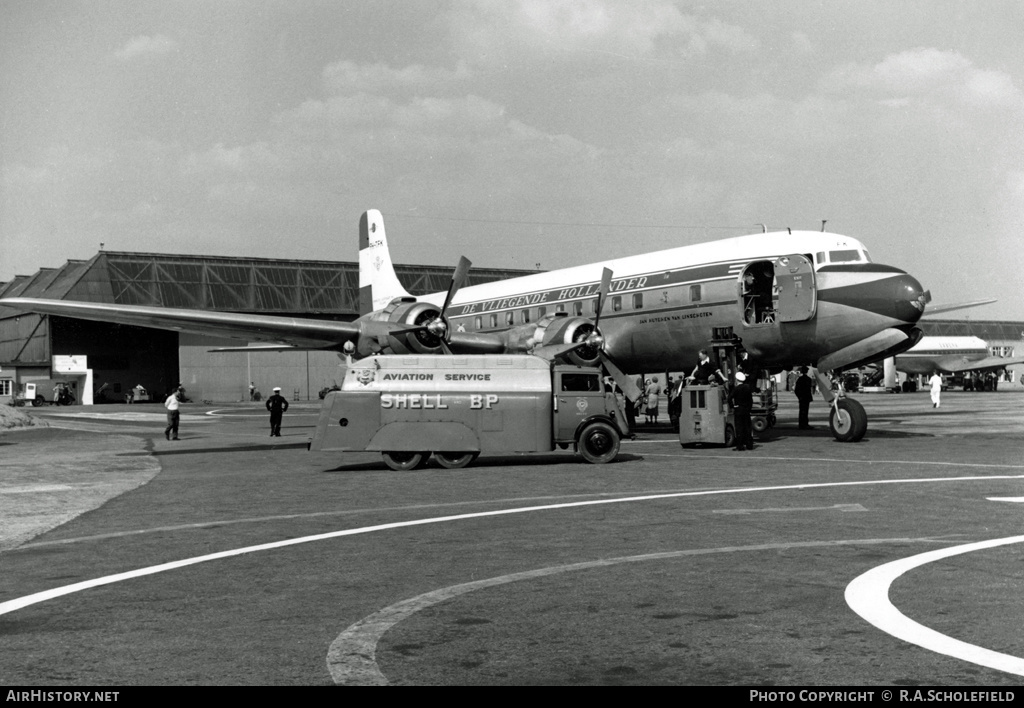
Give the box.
[327,537,946,686]
[987,497,1024,503]
[647,452,1024,470]
[0,485,74,495]
[846,536,1024,677]
[713,503,867,515]
[205,409,319,417]
[2,473,1021,620]
[38,411,214,423]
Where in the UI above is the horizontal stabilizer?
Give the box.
[925,298,997,316]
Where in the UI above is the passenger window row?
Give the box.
[466,283,704,330]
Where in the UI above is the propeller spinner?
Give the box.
[394,256,472,353]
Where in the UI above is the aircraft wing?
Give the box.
[0,297,357,350]
[941,355,1024,373]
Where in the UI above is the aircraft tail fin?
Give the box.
[359,210,412,314]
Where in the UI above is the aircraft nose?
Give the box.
[893,273,928,323]
[819,267,928,323]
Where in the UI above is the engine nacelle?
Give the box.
[365,297,445,355]
[531,313,603,366]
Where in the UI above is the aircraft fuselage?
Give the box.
[417,231,926,373]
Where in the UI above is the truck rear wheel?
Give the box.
[434,452,479,469]
[382,451,429,471]
[578,421,620,464]
[32,396,44,407]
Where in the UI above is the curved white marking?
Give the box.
[2,474,1021,619]
[328,537,943,686]
[846,535,1024,676]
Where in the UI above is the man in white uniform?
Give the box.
[164,385,183,440]
[928,371,943,408]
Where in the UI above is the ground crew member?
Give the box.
[929,371,943,408]
[794,366,815,429]
[728,371,754,451]
[668,375,685,432]
[266,386,289,437]
[687,349,726,385]
[164,385,183,440]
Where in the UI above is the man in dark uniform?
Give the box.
[794,366,815,429]
[728,371,754,451]
[266,386,289,437]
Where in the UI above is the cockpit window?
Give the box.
[828,249,862,263]
[862,249,872,262]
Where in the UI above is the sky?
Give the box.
[2,0,1023,320]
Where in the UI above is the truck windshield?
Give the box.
[561,374,599,392]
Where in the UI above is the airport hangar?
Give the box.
[0,250,1021,404]
[0,250,538,405]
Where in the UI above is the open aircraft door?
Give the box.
[773,255,816,323]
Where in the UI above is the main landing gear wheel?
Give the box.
[434,451,479,469]
[829,398,867,443]
[578,421,620,464]
[381,451,430,471]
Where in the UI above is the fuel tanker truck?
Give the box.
[308,354,630,470]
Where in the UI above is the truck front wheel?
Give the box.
[578,421,620,464]
[382,451,429,471]
[434,451,479,469]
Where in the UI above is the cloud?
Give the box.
[447,0,757,65]
[322,61,470,96]
[115,34,179,61]
[825,48,1024,113]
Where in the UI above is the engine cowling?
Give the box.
[365,297,445,355]
[529,313,603,366]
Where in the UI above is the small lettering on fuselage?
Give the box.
[638,311,711,325]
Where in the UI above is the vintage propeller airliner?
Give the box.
[2,209,980,442]
[894,336,1024,378]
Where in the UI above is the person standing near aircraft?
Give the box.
[687,350,726,385]
[668,375,684,432]
[645,376,662,425]
[794,366,815,429]
[728,371,754,451]
[929,371,943,408]
[164,384,183,440]
[266,386,289,437]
